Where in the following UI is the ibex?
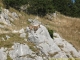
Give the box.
[29,25,40,33]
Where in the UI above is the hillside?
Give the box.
[0,1,80,60]
[34,12,80,50]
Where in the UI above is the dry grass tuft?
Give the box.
[0,33,26,48]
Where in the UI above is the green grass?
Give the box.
[7,55,12,60]
[26,41,40,53]
[0,22,4,25]
[2,28,11,31]
[0,33,26,48]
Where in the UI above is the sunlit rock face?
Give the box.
[8,43,44,60]
[9,43,33,60]
[0,8,18,26]
[0,19,80,60]
[53,33,80,58]
[0,47,7,60]
[26,19,80,58]
[26,19,63,57]
[28,25,61,55]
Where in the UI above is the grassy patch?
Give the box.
[0,33,26,48]
[49,52,58,57]
[7,55,12,60]
[26,41,40,53]
[0,22,4,25]
[2,28,11,31]
[0,0,4,7]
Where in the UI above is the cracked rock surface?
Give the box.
[0,19,80,60]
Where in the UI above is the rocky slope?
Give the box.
[0,19,80,60]
[0,8,80,60]
[0,7,20,34]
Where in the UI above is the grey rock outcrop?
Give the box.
[20,33,26,38]
[26,21,61,58]
[12,12,18,19]
[6,35,10,40]
[20,5,27,11]
[9,43,33,60]
[12,30,19,33]
[0,43,44,60]
[35,56,43,60]
[0,47,7,60]
[28,19,41,26]
[0,18,80,60]
[19,28,25,34]
[19,28,26,38]
[53,33,80,58]
[0,8,18,26]
[26,19,80,59]
[8,43,44,60]
[45,12,57,20]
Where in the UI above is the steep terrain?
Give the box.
[0,5,80,60]
[0,17,80,60]
[40,13,80,50]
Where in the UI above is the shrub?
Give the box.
[0,6,2,14]
[2,0,28,9]
[48,28,53,39]
[27,0,55,16]
[2,0,55,16]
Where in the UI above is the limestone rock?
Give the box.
[12,30,19,33]
[0,8,19,26]
[3,9,9,14]
[6,35,10,40]
[12,12,18,18]
[19,28,24,34]
[35,56,43,60]
[27,19,80,59]
[26,20,61,57]
[53,33,80,58]
[28,19,33,23]
[20,5,27,11]
[28,19,41,26]
[19,28,27,38]
[9,43,33,60]
[0,47,7,60]
[20,33,26,38]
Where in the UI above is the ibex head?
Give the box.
[29,24,40,33]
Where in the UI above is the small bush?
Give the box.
[48,28,53,39]
[0,7,2,14]
[3,0,28,9]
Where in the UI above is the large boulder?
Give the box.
[53,33,80,58]
[26,20,62,57]
[26,19,80,58]
[9,43,33,60]
[0,8,19,26]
